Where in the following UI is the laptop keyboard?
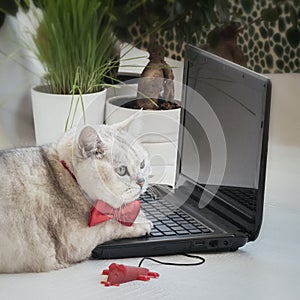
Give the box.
[218,186,257,211]
[140,188,212,237]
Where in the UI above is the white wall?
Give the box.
[0,16,41,147]
[266,74,300,147]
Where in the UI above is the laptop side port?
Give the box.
[192,240,206,251]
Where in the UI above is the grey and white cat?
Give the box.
[0,120,152,273]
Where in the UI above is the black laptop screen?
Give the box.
[177,46,270,219]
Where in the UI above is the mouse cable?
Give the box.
[138,253,205,268]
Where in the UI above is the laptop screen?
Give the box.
[176,45,271,225]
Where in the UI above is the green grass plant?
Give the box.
[28,0,117,95]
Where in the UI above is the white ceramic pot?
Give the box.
[31,86,107,145]
[105,95,181,186]
[106,83,138,99]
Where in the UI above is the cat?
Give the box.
[0,118,152,273]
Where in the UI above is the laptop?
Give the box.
[92,44,272,259]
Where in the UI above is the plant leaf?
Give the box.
[215,0,230,23]
[0,0,18,16]
[0,11,5,27]
[293,0,300,6]
[207,27,221,48]
[287,4,298,28]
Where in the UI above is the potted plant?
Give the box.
[105,1,194,185]
[112,1,212,107]
[18,0,118,145]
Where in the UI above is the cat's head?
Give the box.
[68,118,150,208]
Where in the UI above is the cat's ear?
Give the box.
[77,126,105,158]
[110,109,142,132]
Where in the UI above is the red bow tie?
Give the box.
[88,200,141,227]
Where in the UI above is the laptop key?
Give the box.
[181,219,190,223]
[153,221,163,226]
[150,231,164,237]
[182,223,197,230]
[162,220,177,226]
[189,229,203,234]
[169,226,184,231]
[163,231,177,236]
[172,217,185,222]
[155,225,171,232]
[168,214,178,219]
[159,217,170,223]
[176,211,188,217]
[175,230,190,235]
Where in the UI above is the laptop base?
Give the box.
[91,234,247,259]
[91,186,248,259]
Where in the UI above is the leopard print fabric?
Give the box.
[128,0,299,73]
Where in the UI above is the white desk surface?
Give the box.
[0,74,300,300]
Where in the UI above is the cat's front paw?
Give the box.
[115,211,153,239]
[126,210,153,237]
[132,216,153,236]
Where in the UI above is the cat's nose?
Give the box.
[136,177,145,188]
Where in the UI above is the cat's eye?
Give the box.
[115,165,128,176]
[140,160,145,169]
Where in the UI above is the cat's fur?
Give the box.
[0,121,152,273]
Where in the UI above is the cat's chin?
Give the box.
[126,191,141,203]
[124,188,141,203]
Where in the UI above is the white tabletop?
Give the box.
[0,73,299,300]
